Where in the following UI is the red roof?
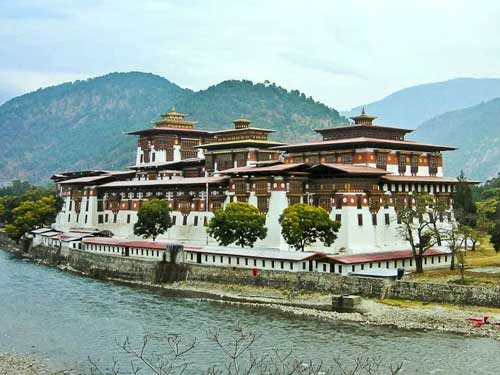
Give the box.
[82,237,178,250]
[382,175,479,184]
[315,124,413,134]
[127,127,212,135]
[121,241,169,250]
[83,237,124,246]
[220,163,307,174]
[310,163,389,175]
[100,176,229,188]
[322,249,447,264]
[273,137,456,152]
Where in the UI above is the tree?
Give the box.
[453,171,477,227]
[5,195,58,242]
[461,225,481,251]
[490,221,500,254]
[442,224,465,270]
[397,193,444,273]
[134,199,173,241]
[279,203,339,252]
[207,202,267,248]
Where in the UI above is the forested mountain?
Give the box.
[0,72,345,185]
[410,98,500,181]
[343,78,500,129]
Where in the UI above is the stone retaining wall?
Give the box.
[2,232,500,307]
[186,265,500,307]
[186,265,389,298]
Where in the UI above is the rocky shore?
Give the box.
[150,280,500,340]
[0,353,49,375]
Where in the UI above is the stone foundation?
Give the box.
[2,232,500,308]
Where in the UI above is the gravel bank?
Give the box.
[153,280,500,340]
[0,353,49,375]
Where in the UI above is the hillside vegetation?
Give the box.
[411,98,500,180]
[344,78,500,129]
[0,72,345,185]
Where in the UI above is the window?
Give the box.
[127,214,131,224]
[68,214,71,222]
[361,264,364,270]
[356,195,362,209]
[330,264,334,273]
[357,214,363,226]
[302,262,306,270]
[340,153,352,164]
[372,214,377,226]
[172,216,177,225]
[386,261,389,268]
[262,260,266,267]
[280,261,284,269]
[213,255,216,262]
[369,263,373,269]
[220,256,224,263]
[85,200,89,211]
[245,258,248,266]
[338,265,342,274]
[194,216,199,226]
[411,154,419,175]
[351,265,355,272]
[271,261,275,268]
[228,257,231,264]
[335,214,341,223]
[290,263,294,271]
[183,216,188,225]
[113,214,117,223]
[85,215,88,224]
[105,214,109,223]
[398,154,407,175]
[323,264,327,272]
[376,152,387,170]
[385,213,390,225]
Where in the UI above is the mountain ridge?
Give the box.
[343,77,500,129]
[410,97,500,181]
[0,72,346,185]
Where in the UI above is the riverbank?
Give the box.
[23,246,500,340]
[0,353,51,375]
[4,233,500,341]
[145,280,500,340]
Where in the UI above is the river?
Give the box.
[1,249,500,374]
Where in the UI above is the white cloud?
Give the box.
[1,0,500,109]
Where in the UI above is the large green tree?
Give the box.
[397,193,444,273]
[133,199,173,241]
[207,202,267,248]
[5,195,58,242]
[489,222,500,254]
[279,203,339,252]
[453,171,477,227]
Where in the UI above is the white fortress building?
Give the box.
[51,107,460,265]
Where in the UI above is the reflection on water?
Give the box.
[1,250,499,374]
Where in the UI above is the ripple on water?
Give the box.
[1,250,500,375]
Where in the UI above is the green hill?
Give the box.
[410,98,500,181]
[0,72,345,185]
[343,78,500,129]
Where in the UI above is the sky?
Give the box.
[1,0,500,109]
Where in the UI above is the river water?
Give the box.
[1,250,500,374]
